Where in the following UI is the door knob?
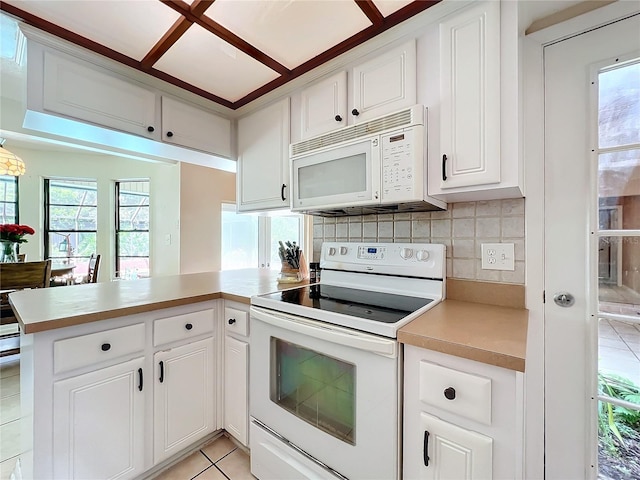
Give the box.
[553,292,575,307]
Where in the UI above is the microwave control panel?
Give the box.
[381,128,421,201]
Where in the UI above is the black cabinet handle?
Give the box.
[138,368,143,391]
[444,387,456,400]
[159,361,164,383]
[185,323,193,330]
[281,183,286,202]
[147,126,155,133]
[166,131,174,138]
[335,114,342,122]
[101,343,111,352]
[228,318,236,325]
[442,154,448,181]
[423,430,430,466]
[351,108,360,116]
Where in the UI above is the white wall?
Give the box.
[11,144,181,280]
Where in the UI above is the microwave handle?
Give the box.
[281,183,286,201]
[250,306,397,358]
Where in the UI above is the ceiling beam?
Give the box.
[160,0,290,76]
[355,0,384,26]
[141,18,192,69]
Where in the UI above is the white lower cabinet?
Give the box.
[154,337,216,463]
[223,302,250,446]
[53,356,145,480]
[403,345,524,480]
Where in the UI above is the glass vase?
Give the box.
[0,240,18,263]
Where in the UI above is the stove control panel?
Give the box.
[321,242,445,279]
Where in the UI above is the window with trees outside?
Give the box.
[44,179,97,274]
[116,180,149,279]
[0,175,18,224]
[221,203,304,270]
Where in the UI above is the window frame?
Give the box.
[0,174,19,225]
[115,180,150,278]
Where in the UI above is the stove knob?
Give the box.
[340,246,348,255]
[328,247,336,256]
[417,250,430,261]
[400,248,413,259]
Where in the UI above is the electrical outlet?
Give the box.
[481,243,515,271]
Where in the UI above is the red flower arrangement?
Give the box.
[0,224,35,243]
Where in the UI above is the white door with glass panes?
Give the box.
[543,13,640,479]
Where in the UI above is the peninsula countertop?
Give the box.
[10,269,296,334]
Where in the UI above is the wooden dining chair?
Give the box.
[75,254,101,284]
[0,260,52,356]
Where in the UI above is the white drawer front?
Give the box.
[224,307,248,337]
[154,309,214,346]
[419,360,492,425]
[54,323,145,374]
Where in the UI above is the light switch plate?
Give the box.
[481,243,515,271]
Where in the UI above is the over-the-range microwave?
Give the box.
[290,104,446,216]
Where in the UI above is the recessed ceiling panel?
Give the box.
[206,0,372,69]
[4,1,181,61]
[372,0,415,17]
[154,24,280,103]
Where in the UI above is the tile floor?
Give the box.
[0,354,254,480]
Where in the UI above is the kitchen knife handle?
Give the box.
[159,361,164,383]
[423,430,430,466]
[281,183,286,201]
[442,154,448,181]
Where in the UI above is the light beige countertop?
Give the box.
[398,299,528,372]
[10,269,301,334]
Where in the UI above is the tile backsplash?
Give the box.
[311,198,525,284]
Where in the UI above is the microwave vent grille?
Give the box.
[291,106,421,156]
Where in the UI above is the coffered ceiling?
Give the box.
[1,0,441,110]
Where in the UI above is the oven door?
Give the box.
[250,306,400,480]
[291,136,381,212]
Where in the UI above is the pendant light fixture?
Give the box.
[0,138,26,176]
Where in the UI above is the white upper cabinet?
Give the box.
[43,51,157,139]
[300,71,348,139]
[161,96,231,158]
[429,1,523,201]
[237,97,291,212]
[438,1,500,190]
[350,40,416,123]
[294,40,416,141]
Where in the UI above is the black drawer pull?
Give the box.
[147,126,155,133]
[101,343,111,352]
[281,183,286,202]
[228,318,236,325]
[351,108,360,116]
[185,323,193,330]
[159,361,164,383]
[138,368,143,391]
[166,131,174,138]
[335,114,342,122]
[423,430,430,466]
[444,387,456,400]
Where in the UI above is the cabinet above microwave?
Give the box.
[290,105,446,217]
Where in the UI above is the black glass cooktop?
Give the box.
[261,285,433,324]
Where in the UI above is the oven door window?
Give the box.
[270,338,355,445]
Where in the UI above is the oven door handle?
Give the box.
[250,307,397,358]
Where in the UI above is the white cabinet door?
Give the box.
[154,337,216,463]
[224,335,249,446]
[351,40,416,123]
[418,413,493,480]
[237,97,291,212]
[161,96,231,157]
[437,1,500,190]
[53,357,145,480]
[43,52,157,138]
[300,71,347,139]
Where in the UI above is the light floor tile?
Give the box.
[0,396,19,426]
[201,436,236,463]
[0,456,17,480]
[0,375,19,399]
[0,420,20,462]
[153,451,212,480]
[217,449,255,480]
[193,465,228,480]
